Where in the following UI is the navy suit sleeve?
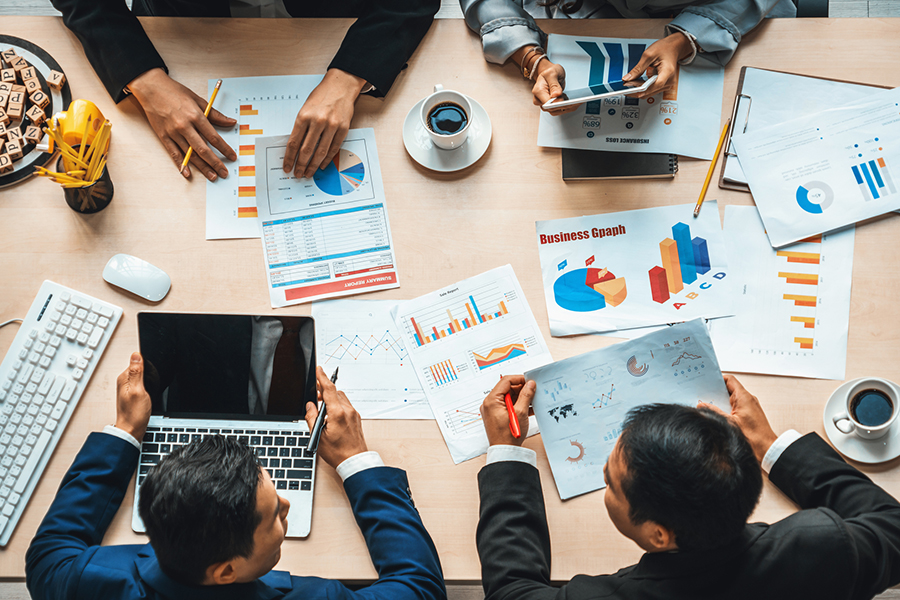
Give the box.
[289,466,446,600]
[25,433,139,600]
[769,433,900,600]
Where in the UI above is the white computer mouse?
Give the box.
[102,254,171,302]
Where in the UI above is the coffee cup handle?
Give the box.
[833,411,856,434]
[433,84,443,93]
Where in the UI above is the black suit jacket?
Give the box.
[50,0,439,102]
[477,434,900,600]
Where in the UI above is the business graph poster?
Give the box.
[537,34,724,159]
[536,202,734,336]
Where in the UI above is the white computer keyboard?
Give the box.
[0,280,122,546]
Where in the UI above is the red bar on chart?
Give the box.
[648,266,669,304]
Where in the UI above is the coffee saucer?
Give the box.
[402,96,492,172]
[823,378,900,464]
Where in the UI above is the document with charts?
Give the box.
[709,206,854,380]
[254,128,399,307]
[732,86,900,247]
[537,34,724,159]
[526,319,729,500]
[392,265,552,463]
[312,299,431,419]
[205,74,324,240]
[536,202,734,336]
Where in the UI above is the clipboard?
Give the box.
[719,67,891,193]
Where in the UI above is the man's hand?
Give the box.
[115,352,152,442]
[305,366,368,469]
[532,62,578,117]
[282,69,364,180]
[480,375,534,447]
[127,68,237,182]
[702,375,778,463]
[622,32,693,99]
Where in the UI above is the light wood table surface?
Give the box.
[1,15,899,583]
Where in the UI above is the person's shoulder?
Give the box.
[77,544,148,598]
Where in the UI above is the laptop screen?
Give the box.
[138,312,316,421]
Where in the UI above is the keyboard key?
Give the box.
[98,316,110,328]
[61,315,72,326]
[141,454,160,464]
[14,431,51,494]
[48,310,61,323]
[179,434,190,443]
[17,364,34,384]
[81,323,93,336]
[31,368,46,384]
[160,444,171,453]
[87,329,104,349]
[289,481,299,490]
[81,348,93,360]
[155,433,166,442]
[301,481,311,491]
[72,296,92,309]
[45,419,57,432]
[54,325,66,337]
[191,434,202,442]
[275,470,286,479]
[250,436,261,446]
[86,312,98,324]
[303,449,314,458]
[286,437,297,447]
[60,292,71,302]
[42,346,56,360]
[49,335,61,348]
[38,356,51,369]
[61,380,77,402]
[298,437,309,447]
[28,329,38,339]
[64,305,77,316]
[287,470,312,480]
[72,369,84,381]
[279,448,290,457]
[72,319,83,330]
[266,469,274,479]
[267,448,278,457]
[17,349,28,360]
[75,309,87,320]
[43,319,56,332]
[254,447,266,457]
[276,480,287,490]
[259,458,268,467]
[238,435,249,444]
[262,436,273,446]
[50,401,66,421]
[291,448,303,457]
[274,437,285,446]
[40,403,52,415]
[28,352,40,364]
[294,459,313,469]
[65,328,78,341]
[46,377,64,405]
[98,306,113,318]
[167,434,177,442]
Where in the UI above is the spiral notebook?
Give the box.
[561,149,677,180]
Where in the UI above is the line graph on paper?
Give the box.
[442,396,485,436]
[321,330,409,366]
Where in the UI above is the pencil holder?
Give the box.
[56,154,114,214]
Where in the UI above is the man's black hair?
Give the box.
[617,404,762,551]
[138,435,263,584]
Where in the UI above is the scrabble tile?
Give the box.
[0,153,13,174]
[0,82,11,94]
[7,103,22,120]
[24,125,42,145]
[10,56,28,72]
[6,127,21,142]
[20,66,37,81]
[11,84,25,95]
[0,49,17,64]
[0,93,7,110]
[30,90,49,109]
[0,122,8,139]
[8,91,23,106]
[0,108,8,126]
[26,105,45,126]
[5,138,23,160]
[0,69,15,84]
[23,78,40,94]
[47,70,66,90]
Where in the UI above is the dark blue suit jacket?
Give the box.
[26,432,446,600]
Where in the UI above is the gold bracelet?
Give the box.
[521,47,545,79]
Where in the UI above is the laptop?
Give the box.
[132,311,317,537]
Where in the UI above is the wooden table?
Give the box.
[1,15,899,583]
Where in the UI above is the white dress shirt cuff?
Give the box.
[102,425,141,450]
[761,429,803,474]
[336,451,385,481]
[486,444,537,467]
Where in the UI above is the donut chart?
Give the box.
[313,149,365,196]
[795,181,834,214]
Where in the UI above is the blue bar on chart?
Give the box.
[430,360,458,386]
[691,237,710,274]
[603,43,625,81]
[672,222,697,284]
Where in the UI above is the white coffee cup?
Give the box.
[833,377,900,440]
[420,85,472,150]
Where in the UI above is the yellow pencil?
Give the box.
[693,118,731,218]
[180,79,223,173]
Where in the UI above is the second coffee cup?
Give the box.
[832,377,900,440]
[421,85,472,150]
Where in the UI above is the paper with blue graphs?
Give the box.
[526,319,729,500]
[536,34,724,159]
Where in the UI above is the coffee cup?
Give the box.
[832,378,900,440]
[420,85,471,150]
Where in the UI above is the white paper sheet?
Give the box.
[536,202,734,336]
[526,319,730,500]
[312,299,431,419]
[733,86,900,248]
[708,206,854,380]
[537,34,724,159]
[205,75,324,240]
[392,265,553,463]
[724,68,884,186]
[254,128,400,307]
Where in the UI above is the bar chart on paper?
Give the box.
[394,265,553,463]
[709,206,855,379]
[313,299,430,419]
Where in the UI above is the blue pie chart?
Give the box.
[313,149,365,196]
[795,181,834,214]
[553,269,607,312]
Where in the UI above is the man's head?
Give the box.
[138,436,290,585]
[603,403,762,553]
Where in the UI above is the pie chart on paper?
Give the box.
[313,149,365,196]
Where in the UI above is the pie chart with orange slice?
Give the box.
[313,149,365,196]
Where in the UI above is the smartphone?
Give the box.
[542,74,657,110]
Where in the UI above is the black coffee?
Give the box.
[427,102,467,135]
[850,389,894,427]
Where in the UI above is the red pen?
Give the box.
[500,375,521,438]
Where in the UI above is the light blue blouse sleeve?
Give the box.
[666,0,796,66]
[460,0,547,64]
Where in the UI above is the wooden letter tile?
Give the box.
[20,66,37,81]
[47,70,66,90]
[0,49,17,64]
[0,122,8,139]
[6,127,22,142]
[26,105,45,126]
[0,153,13,174]
[7,102,22,120]
[24,125,42,145]
[0,69,15,84]
[11,84,25,95]
[10,56,28,72]
[23,78,40,94]
[0,94,7,110]
[0,82,11,94]
[30,90,49,109]
[5,138,23,160]
[0,108,8,126]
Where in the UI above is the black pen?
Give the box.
[308,367,337,454]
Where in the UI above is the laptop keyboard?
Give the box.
[139,427,314,491]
